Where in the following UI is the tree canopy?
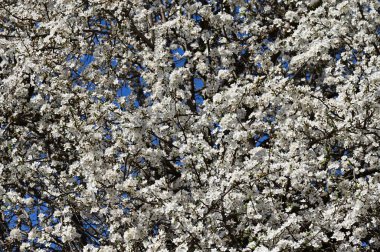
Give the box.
[1,0,380,251]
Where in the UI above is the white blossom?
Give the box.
[1,0,379,251]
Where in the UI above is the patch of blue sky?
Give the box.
[153,12,164,22]
[4,209,18,229]
[66,53,77,62]
[171,47,187,68]
[83,222,99,231]
[255,133,269,147]
[111,58,118,68]
[98,96,107,104]
[361,241,369,248]
[152,135,160,146]
[211,122,222,142]
[260,44,270,54]
[120,192,129,201]
[263,115,276,123]
[194,78,204,91]
[213,143,220,149]
[235,8,247,23]
[116,76,149,109]
[175,157,184,167]
[70,68,81,80]
[192,13,202,23]
[237,31,250,39]
[240,48,248,56]
[29,207,40,227]
[92,123,98,130]
[100,19,112,28]
[138,157,146,165]
[0,123,8,130]
[133,100,140,108]
[132,63,145,73]
[343,149,350,157]
[342,66,354,76]
[213,123,222,130]
[79,54,94,70]
[121,206,130,215]
[174,55,187,67]
[305,72,311,81]
[88,19,113,45]
[49,243,63,251]
[4,195,53,234]
[130,170,139,178]
[21,222,31,232]
[138,75,148,87]
[104,133,112,141]
[334,48,345,61]
[335,168,344,176]
[74,175,82,185]
[120,165,128,174]
[68,54,98,93]
[93,35,100,45]
[153,224,160,237]
[38,202,52,218]
[144,90,152,98]
[102,125,113,140]
[87,82,96,92]
[195,93,204,105]
[116,84,131,97]
[113,80,131,109]
[233,5,241,15]
[362,4,371,12]
[282,60,289,71]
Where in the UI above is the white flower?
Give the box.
[124,227,140,241]
[61,226,80,243]
[9,228,22,241]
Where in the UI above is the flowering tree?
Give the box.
[1,0,380,251]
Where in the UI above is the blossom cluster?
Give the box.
[0,0,379,251]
